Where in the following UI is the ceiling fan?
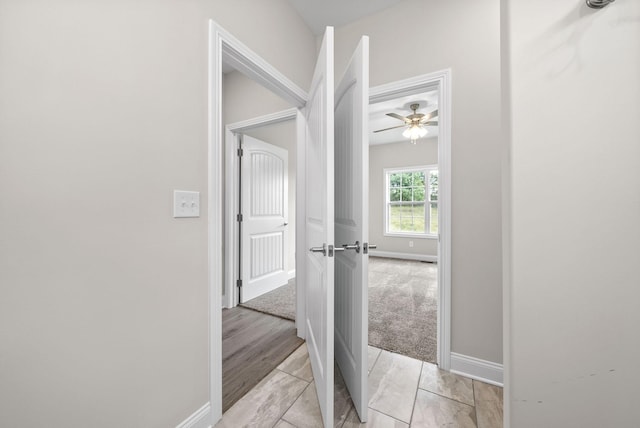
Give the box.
[373,103,438,143]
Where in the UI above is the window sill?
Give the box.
[384,232,438,240]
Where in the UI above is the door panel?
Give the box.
[304,27,335,428]
[241,135,289,302]
[334,36,369,422]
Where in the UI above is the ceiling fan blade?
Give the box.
[420,109,439,122]
[423,121,438,126]
[386,112,409,122]
[373,124,407,133]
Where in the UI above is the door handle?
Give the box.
[341,241,360,253]
[283,222,288,226]
[329,245,343,257]
[309,244,345,257]
[309,244,327,256]
[363,242,377,254]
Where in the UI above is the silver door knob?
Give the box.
[341,241,360,253]
[309,244,326,256]
[363,242,377,254]
[329,245,343,257]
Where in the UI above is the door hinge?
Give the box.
[237,148,243,157]
[236,279,242,288]
[237,213,243,222]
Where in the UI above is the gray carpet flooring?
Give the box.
[240,257,437,363]
[368,257,437,363]
[241,278,296,321]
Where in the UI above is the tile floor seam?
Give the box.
[365,406,412,426]
[275,367,313,384]
[472,379,479,428]
[407,361,424,427]
[279,381,311,428]
[343,406,355,426]
[271,418,288,428]
[369,347,382,373]
[416,385,476,408]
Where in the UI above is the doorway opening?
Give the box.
[367,90,440,364]
[368,72,452,369]
[223,77,451,368]
[224,119,298,322]
[209,20,452,424]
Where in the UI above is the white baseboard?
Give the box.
[369,250,437,263]
[176,403,211,428]
[288,269,296,280]
[450,353,503,387]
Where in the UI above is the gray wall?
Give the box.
[334,0,503,364]
[505,0,640,426]
[369,139,438,257]
[0,1,316,427]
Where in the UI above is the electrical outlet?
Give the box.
[409,241,414,248]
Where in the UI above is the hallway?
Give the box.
[216,343,503,427]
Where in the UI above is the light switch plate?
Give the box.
[173,190,200,218]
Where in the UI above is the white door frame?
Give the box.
[369,70,452,370]
[208,21,308,424]
[209,19,453,424]
[223,108,298,309]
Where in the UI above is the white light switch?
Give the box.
[173,190,200,218]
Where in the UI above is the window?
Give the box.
[385,166,438,237]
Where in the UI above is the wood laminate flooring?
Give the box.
[222,306,304,412]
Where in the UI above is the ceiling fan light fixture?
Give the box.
[402,124,428,143]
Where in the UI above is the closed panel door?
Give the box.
[334,36,369,422]
[241,135,289,302]
[305,27,335,428]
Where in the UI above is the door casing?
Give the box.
[209,20,452,425]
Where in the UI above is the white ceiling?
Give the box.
[369,91,439,145]
[287,0,408,35]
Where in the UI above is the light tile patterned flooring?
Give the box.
[216,343,503,428]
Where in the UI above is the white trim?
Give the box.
[208,21,223,424]
[175,403,211,428]
[209,21,309,425]
[288,269,296,280]
[215,27,307,108]
[450,353,504,387]
[383,233,437,240]
[223,128,238,309]
[370,69,452,371]
[369,250,437,263]
[295,109,307,339]
[227,108,298,133]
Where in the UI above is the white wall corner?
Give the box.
[450,353,503,387]
[288,269,296,280]
[175,403,211,428]
[369,250,437,263]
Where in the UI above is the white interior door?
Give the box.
[304,27,335,427]
[334,36,369,422]
[240,135,289,303]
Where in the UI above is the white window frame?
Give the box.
[384,165,438,239]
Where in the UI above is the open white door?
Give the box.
[240,135,289,303]
[304,27,335,427]
[334,36,370,422]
